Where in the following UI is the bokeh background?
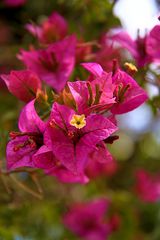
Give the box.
[0,0,160,239]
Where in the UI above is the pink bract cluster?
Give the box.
[26,12,68,44]
[3,0,26,7]
[1,11,150,185]
[135,170,160,203]
[63,198,120,240]
[110,25,160,67]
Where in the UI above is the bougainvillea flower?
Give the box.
[64,199,111,240]
[18,35,76,92]
[76,39,93,63]
[95,42,121,72]
[81,63,115,105]
[86,157,117,179]
[146,25,160,61]
[44,102,117,176]
[3,0,26,7]
[82,62,104,78]
[68,73,116,114]
[1,70,41,102]
[110,25,160,67]
[6,100,45,170]
[33,103,117,183]
[33,145,89,184]
[26,12,68,44]
[86,142,118,179]
[82,62,148,114]
[111,68,148,114]
[46,166,89,183]
[89,141,113,163]
[89,73,116,111]
[135,170,160,203]
[67,81,89,113]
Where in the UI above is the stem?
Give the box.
[9,175,43,200]
[0,175,11,194]
[1,168,38,175]
[31,173,43,194]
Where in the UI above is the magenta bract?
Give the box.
[86,142,118,179]
[3,0,26,7]
[64,199,111,240]
[68,69,116,114]
[18,35,76,92]
[135,170,160,203]
[110,25,160,67]
[26,11,68,44]
[1,70,41,102]
[146,25,160,61]
[82,62,148,114]
[6,100,45,170]
[33,145,88,183]
[111,69,148,114]
[44,102,117,177]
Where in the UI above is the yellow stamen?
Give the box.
[124,62,138,73]
[70,114,86,129]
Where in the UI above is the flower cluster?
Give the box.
[135,169,160,203]
[109,25,160,67]
[2,7,160,240]
[2,12,149,185]
[63,198,120,240]
[2,0,26,7]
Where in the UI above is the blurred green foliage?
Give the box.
[0,0,160,240]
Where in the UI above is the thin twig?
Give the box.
[9,175,43,200]
[1,168,39,175]
[30,172,43,194]
[0,175,11,194]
